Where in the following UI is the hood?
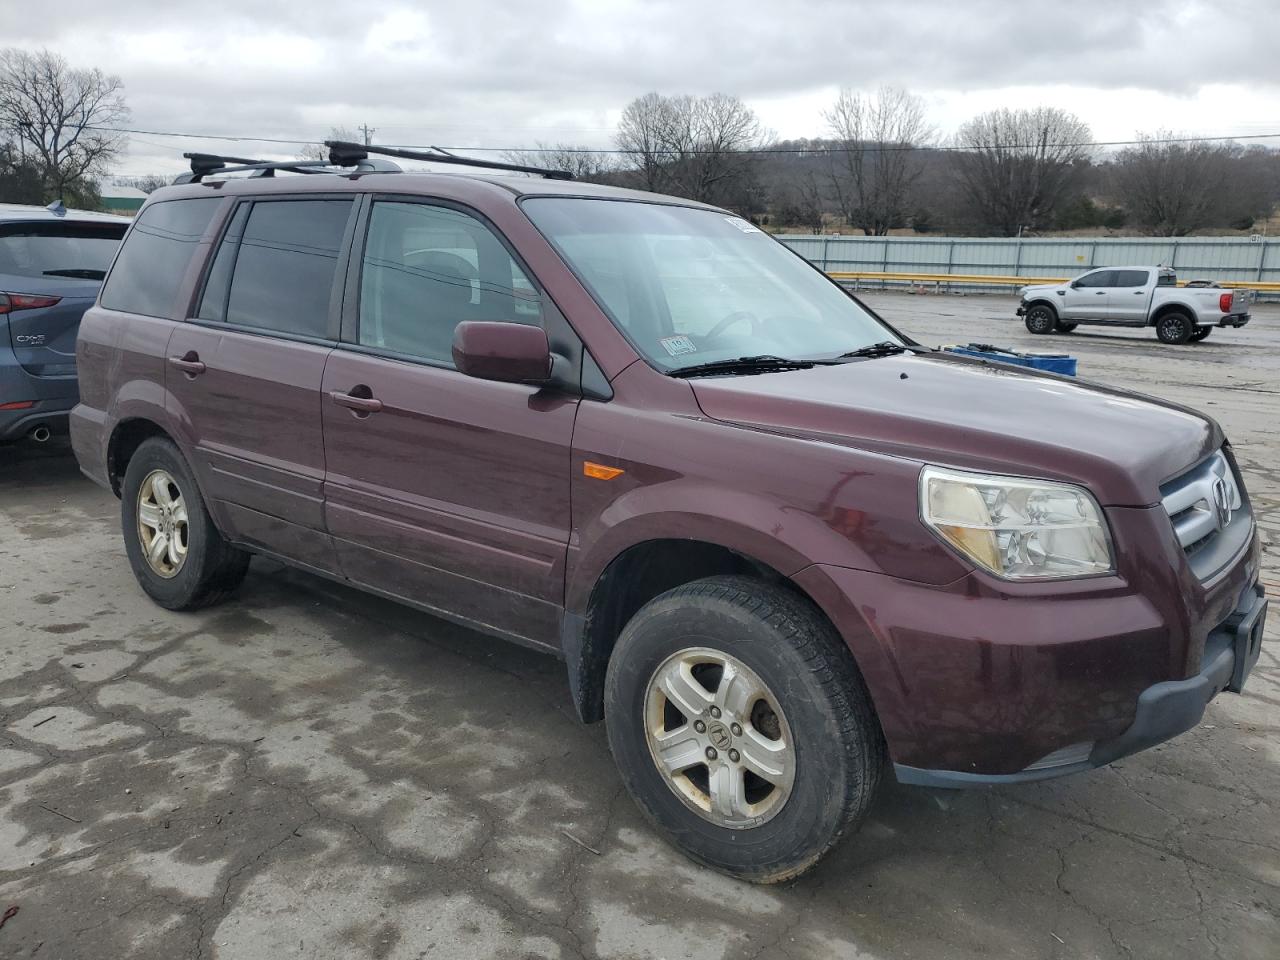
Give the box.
[1019,282,1063,298]
[690,352,1219,506]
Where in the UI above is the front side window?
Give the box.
[101,198,221,317]
[1074,270,1116,288]
[0,221,126,281]
[522,198,897,371]
[357,201,539,364]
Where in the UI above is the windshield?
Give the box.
[522,198,899,372]
[0,222,126,282]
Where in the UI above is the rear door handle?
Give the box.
[168,353,206,376]
[1095,291,1106,295]
[329,389,383,414]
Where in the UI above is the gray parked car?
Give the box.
[0,202,129,444]
[1017,266,1251,344]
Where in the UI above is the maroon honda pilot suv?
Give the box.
[71,146,1267,883]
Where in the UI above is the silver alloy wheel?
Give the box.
[136,469,189,578]
[643,647,796,829]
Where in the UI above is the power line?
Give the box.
[90,124,1280,156]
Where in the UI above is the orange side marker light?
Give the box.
[583,461,625,481]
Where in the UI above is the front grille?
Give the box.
[1160,450,1252,581]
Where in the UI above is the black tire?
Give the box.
[1156,310,1194,344]
[604,575,884,883]
[121,437,249,610]
[1024,304,1056,335]
[1189,326,1212,342]
[1055,321,1078,333]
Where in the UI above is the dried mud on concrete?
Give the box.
[1,295,1277,959]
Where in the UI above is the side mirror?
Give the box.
[452,321,552,384]
[1069,280,1081,289]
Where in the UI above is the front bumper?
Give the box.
[794,504,1263,784]
[896,584,1267,787]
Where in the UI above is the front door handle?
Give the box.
[329,389,383,414]
[168,352,206,376]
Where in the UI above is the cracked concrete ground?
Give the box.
[1,293,1276,960]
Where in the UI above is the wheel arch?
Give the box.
[1024,297,1059,318]
[1149,300,1194,327]
[562,537,854,725]
[107,417,176,496]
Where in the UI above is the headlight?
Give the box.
[920,466,1113,580]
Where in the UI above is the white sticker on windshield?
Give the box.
[660,335,697,357]
[725,216,762,234]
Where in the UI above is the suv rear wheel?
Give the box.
[121,437,249,610]
[604,575,883,883]
[1024,304,1057,335]
[1156,310,1194,344]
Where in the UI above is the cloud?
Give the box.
[3,0,1276,175]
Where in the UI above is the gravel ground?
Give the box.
[0,292,1276,960]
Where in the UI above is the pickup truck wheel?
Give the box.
[1189,327,1212,342]
[1024,304,1056,334]
[121,437,250,610]
[604,575,884,883]
[1055,321,1078,333]
[1156,311,1194,344]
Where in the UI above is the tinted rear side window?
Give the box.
[221,199,353,338]
[0,222,126,281]
[1113,269,1149,287]
[100,198,221,317]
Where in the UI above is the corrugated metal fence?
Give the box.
[775,235,1280,301]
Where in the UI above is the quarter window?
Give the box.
[100,198,221,318]
[357,201,539,364]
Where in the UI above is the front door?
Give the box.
[321,198,578,647]
[166,196,357,575]
[1062,269,1115,320]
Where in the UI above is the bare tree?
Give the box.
[503,142,615,182]
[952,107,1092,235]
[118,173,171,194]
[298,127,360,162]
[0,48,128,203]
[614,92,768,207]
[823,86,931,235]
[615,92,676,193]
[774,168,827,233]
[1110,132,1235,235]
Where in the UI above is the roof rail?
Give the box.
[173,150,402,184]
[324,140,574,181]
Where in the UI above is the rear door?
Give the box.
[1062,269,1115,320]
[321,197,578,647]
[0,219,125,378]
[1109,269,1152,323]
[166,195,357,575]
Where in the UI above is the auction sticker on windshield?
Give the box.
[725,216,761,234]
[660,335,698,357]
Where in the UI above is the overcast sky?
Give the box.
[4,0,1278,178]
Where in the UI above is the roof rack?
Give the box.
[174,150,402,184]
[324,140,574,181]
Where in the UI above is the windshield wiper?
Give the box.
[833,341,909,360]
[43,268,106,280]
[668,355,815,378]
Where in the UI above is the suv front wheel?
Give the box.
[121,437,250,610]
[604,575,883,883]
[1024,304,1057,335]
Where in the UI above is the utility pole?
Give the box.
[358,124,376,146]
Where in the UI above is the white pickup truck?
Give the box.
[1017,266,1251,344]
